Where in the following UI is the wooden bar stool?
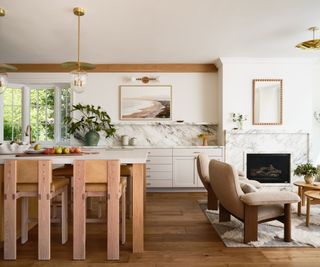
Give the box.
[54,163,133,217]
[3,160,69,260]
[73,160,126,260]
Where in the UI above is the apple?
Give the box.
[74,147,81,153]
[43,148,50,154]
[63,147,70,154]
[69,147,75,153]
[49,147,55,154]
[55,147,63,154]
[34,144,41,151]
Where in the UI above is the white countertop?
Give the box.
[82,145,223,150]
[0,150,148,164]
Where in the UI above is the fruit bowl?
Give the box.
[0,142,30,154]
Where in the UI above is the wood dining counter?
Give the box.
[0,149,147,260]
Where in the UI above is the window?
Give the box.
[0,84,71,144]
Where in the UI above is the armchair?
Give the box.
[209,159,300,243]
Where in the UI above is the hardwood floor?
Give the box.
[0,192,320,266]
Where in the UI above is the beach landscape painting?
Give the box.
[120,85,172,120]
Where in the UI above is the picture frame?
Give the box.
[253,79,283,125]
[119,85,172,120]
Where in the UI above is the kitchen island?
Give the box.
[0,149,147,260]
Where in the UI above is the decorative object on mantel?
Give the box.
[231,113,247,130]
[253,79,283,125]
[294,163,320,184]
[296,26,320,50]
[198,133,210,146]
[64,103,116,146]
[0,8,17,94]
[130,76,160,84]
[120,85,172,120]
[61,7,95,93]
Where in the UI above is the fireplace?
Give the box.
[246,153,291,183]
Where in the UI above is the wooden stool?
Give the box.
[73,160,126,260]
[3,160,69,260]
[54,163,133,218]
[305,190,320,227]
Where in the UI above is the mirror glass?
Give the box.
[253,79,282,125]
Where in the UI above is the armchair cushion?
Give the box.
[239,177,262,189]
[240,182,259,193]
[240,191,300,206]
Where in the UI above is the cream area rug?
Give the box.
[200,202,320,247]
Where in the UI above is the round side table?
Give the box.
[304,190,320,226]
[293,181,320,216]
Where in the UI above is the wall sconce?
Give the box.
[130,76,160,84]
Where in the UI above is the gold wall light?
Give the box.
[130,76,160,84]
[296,26,320,50]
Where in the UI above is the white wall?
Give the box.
[312,64,320,164]
[219,58,315,132]
[8,72,218,124]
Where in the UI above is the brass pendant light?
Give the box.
[0,8,17,94]
[62,7,95,93]
[296,26,320,50]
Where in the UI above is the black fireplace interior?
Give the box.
[246,153,291,183]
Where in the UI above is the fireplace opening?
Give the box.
[246,153,291,183]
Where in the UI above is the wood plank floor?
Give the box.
[0,192,320,267]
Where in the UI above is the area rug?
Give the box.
[199,201,320,248]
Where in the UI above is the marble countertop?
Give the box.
[81,145,224,150]
[0,150,148,164]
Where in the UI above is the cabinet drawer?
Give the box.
[146,156,172,165]
[173,148,223,157]
[146,179,172,188]
[146,164,172,172]
[146,171,172,180]
[142,148,172,157]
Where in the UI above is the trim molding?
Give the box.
[11,64,218,73]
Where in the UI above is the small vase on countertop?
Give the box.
[129,137,137,146]
[121,135,129,146]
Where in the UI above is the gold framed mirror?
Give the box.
[253,79,283,125]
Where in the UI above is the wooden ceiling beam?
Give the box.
[10,64,218,73]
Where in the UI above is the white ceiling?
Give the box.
[1,0,320,64]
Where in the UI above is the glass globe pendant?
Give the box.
[0,72,8,94]
[70,70,87,93]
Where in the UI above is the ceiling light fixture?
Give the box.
[62,7,95,93]
[296,26,320,50]
[0,8,17,94]
[130,76,160,84]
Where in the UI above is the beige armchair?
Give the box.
[209,159,300,243]
[196,153,262,210]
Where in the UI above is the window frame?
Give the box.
[0,82,72,145]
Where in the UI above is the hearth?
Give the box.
[246,153,291,183]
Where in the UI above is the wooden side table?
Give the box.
[304,191,320,226]
[293,181,320,216]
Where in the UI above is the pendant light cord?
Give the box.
[77,14,80,71]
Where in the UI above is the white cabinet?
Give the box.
[172,148,224,188]
[173,156,197,187]
[141,148,173,188]
[139,147,224,189]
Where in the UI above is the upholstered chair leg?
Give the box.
[207,188,218,210]
[244,205,258,243]
[284,203,291,242]
[219,203,231,222]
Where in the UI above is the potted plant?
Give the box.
[294,162,319,184]
[64,103,116,146]
[231,113,247,130]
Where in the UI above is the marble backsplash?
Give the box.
[95,123,218,147]
[225,129,310,184]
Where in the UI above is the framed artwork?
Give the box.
[120,85,172,120]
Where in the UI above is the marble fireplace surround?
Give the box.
[224,130,310,185]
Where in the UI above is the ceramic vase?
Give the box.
[304,175,315,184]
